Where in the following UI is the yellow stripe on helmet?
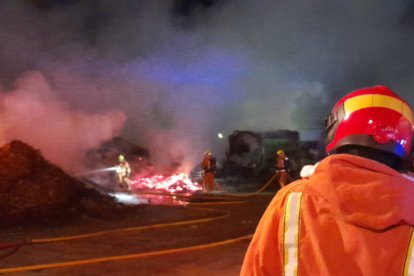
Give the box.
[343,94,414,124]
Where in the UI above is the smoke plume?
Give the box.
[0,0,413,171]
[0,72,126,172]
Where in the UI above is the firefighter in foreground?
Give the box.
[274,149,291,188]
[241,85,414,276]
[202,150,216,192]
[116,154,131,190]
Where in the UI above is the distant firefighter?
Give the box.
[274,149,291,188]
[116,154,131,190]
[202,150,216,192]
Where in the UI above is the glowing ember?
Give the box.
[129,173,202,193]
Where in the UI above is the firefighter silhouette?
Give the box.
[116,154,131,190]
[202,150,216,192]
[275,150,292,188]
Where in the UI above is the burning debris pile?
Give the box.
[130,173,202,193]
[85,137,203,193]
[0,140,119,226]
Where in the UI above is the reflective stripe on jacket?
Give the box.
[241,154,414,276]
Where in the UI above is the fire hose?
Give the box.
[0,234,253,274]
[0,242,27,250]
[0,242,27,261]
[0,206,231,247]
[214,173,278,197]
[0,202,252,274]
[0,171,275,273]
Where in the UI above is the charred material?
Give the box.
[0,140,119,226]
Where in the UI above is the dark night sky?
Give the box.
[0,0,413,172]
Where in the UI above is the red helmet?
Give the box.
[325,85,413,158]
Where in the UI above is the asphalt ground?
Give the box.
[0,192,274,276]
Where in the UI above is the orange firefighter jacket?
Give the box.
[202,155,216,174]
[241,154,414,276]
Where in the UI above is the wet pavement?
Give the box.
[0,190,274,275]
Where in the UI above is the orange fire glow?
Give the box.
[129,173,202,193]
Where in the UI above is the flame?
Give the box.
[129,173,202,193]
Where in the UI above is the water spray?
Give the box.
[75,166,118,177]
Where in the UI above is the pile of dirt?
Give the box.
[0,140,121,226]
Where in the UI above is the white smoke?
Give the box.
[0,72,126,172]
[0,0,413,171]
